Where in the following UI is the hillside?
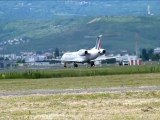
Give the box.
[0,0,160,53]
[0,0,160,22]
[0,16,160,53]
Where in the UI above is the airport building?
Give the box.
[154,47,160,54]
[116,54,142,66]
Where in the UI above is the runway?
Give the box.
[0,86,160,97]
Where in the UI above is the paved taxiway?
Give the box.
[0,86,160,97]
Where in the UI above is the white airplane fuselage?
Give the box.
[59,35,106,67]
[61,48,101,63]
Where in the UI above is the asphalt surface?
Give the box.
[0,86,160,97]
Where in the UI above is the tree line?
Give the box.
[140,48,160,61]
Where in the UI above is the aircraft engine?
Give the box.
[78,49,88,56]
[99,49,106,55]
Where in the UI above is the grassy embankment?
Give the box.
[0,65,160,79]
[0,91,160,119]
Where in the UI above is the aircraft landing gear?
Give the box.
[90,61,95,67]
[64,63,67,68]
[74,62,78,68]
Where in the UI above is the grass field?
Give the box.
[1,65,160,79]
[1,67,160,119]
[0,73,160,92]
[0,91,160,120]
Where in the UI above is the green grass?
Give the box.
[0,91,160,120]
[1,65,160,79]
[0,73,160,92]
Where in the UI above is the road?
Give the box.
[0,86,160,97]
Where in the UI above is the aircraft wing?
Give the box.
[94,55,117,61]
[63,59,84,63]
[52,58,84,63]
[52,58,62,61]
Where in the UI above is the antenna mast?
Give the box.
[135,33,139,57]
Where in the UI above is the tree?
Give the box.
[54,48,59,58]
[140,48,160,61]
[0,57,4,60]
[151,54,160,61]
[148,48,154,60]
[141,48,148,61]
[17,59,25,63]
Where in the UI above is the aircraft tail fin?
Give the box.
[96,35,102,50]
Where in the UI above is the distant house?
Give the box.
[154,47,160,54]
[24,56,37,63]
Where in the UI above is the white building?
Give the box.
[154,47,160,54]
[25,56,37,63]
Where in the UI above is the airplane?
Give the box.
[59,35,106,67]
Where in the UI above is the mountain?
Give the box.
[0,0,160,53]
[0,0,160,21]
[1,16,160,53]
